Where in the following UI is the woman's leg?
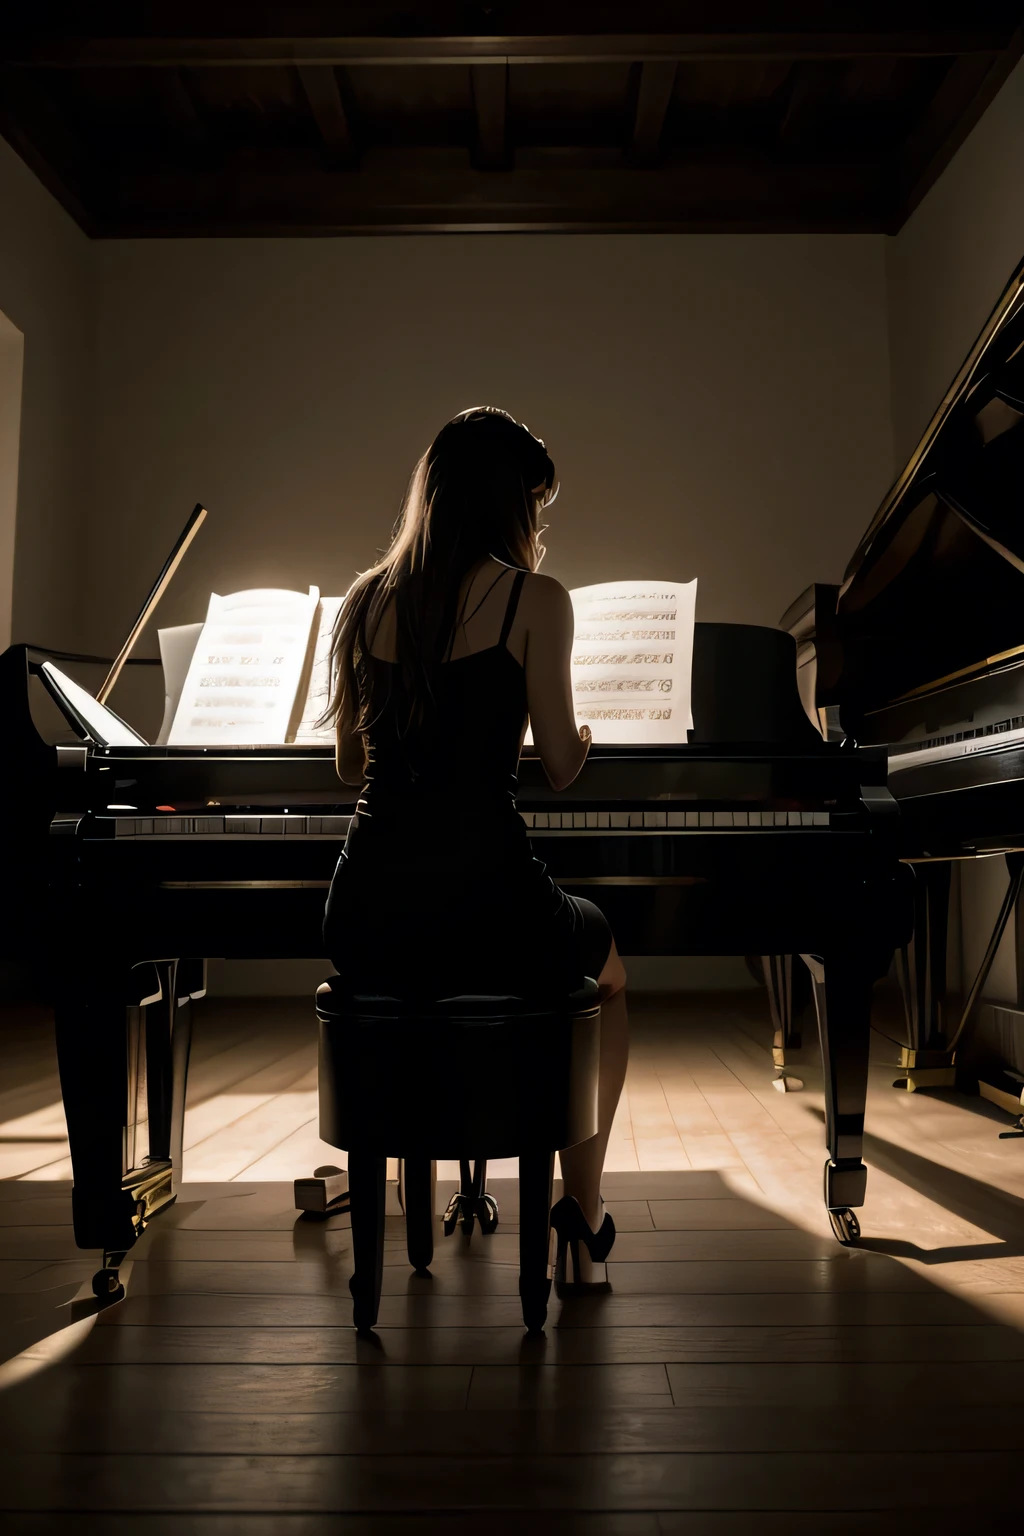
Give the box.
[558,936,629,1234]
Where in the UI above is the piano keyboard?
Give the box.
[888,719,1024,773]
[520,809,830,830]
[107,809,831,838]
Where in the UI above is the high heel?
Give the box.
[550,1195,615,1292]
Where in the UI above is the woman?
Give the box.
[323,406,629,1283]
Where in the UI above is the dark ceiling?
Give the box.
[1,3,1022,237]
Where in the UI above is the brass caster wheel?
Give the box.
[92,1269,125,1301]
[827,1207,861,1245]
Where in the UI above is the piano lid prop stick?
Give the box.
[97,503,208,706]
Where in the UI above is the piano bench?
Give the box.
[315,978,602,1334]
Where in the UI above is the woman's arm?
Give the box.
[523,573,591,791]
[335,694,365,786]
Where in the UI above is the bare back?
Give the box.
[355,556,589,792]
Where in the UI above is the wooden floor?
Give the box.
[1,989,1024,1527]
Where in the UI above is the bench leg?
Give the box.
[404,1157,435,1274]
[348,1152,386,1332]
[518,1149,554,1333]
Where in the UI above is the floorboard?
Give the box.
[2,988,1023,1521]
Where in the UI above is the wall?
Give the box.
[887,59,1024,464]
[83,231,893,992]
[0,138,94,650]
[87,233,893,737]
[886,57,1024,1007]
[0,309,24,648]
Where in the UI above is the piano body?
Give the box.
[1,569,912,1298]
[785,254,1024,1102]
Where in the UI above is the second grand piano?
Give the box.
[785,254,1024,1105]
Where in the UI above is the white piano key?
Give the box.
[597,810,610,829]
[320,816,351,837]
[733,811,748,827]
[685,811,699,828]
[261,817,286,835]
[813,811,830,825]
[585,812,598,829]
[285,817,308,835]
[788,811,801,827]
[747,811,761,827]
[628,811,643,829]
[573,812,587,829]
[713,811,731,828]
[775,812,788,827]
[698,811,712,828]
[308,816,322,834]
[115,819,133,837]
[610,812,629,828]
[135,819,153,836]
[520,811,534,828]
[667,811,686,828]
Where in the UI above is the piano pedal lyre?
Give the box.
[442,1159,499,1237]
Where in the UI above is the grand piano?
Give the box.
[784,254,1024,1107]
[1,528,913,1300]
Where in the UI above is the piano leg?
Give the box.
[894,861,955,1090]
[801,951,872,1246]
[148,958,203,1195]
[54,959,191,1298]
[762,955,804,1092]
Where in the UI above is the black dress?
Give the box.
[323,567,612,998]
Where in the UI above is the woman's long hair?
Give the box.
[325,407,556,744]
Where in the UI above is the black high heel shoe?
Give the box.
[550,1195,616,1292]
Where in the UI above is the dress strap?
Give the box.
[498,569,528,650]
[444,566,510,663]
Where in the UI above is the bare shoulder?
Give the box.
[520,570,572,624]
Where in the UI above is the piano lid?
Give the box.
[818,253,1024,743]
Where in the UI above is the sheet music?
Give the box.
[568,579,698,744]
[294,596,344,743]
[155,622,203,743]
[168,588,320,745]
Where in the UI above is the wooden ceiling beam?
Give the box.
[297,64,356,167]
[90,154,887,236]
[471,63,509,170]
[777,61,845,148]
[3,10,1017,69]
[157,67,208,152]
[631,62,677,165]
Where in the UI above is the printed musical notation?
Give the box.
[568,579,697,743]
[168,588,320,745]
